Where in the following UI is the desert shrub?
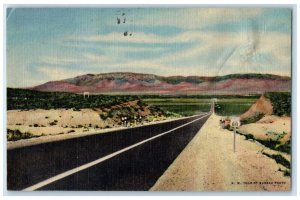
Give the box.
[262,152,290,169]
[7,129,35,141]
[244,134,255,140]
[283,170,291,177]
[279,168,291,176]
[264,92,291,116]
[225,124,231,130]
[49,121,57,126]
[100,113,109,120]
[241,112,265,125]
[149,105,163,113]
[137,100,145,107]
[276,140,291,154]
[33,124,39,127]
[165,111,181,118]
[257,139,280,149]
[108,107,132,118]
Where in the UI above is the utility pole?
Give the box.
[233,126,236,153]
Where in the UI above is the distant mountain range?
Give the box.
[31,72,291,95]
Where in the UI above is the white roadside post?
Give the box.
[211,98,218,114]
[230,117,241,153]
[121,117,125,127]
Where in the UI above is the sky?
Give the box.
[6,7,292,87]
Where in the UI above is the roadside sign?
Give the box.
[231,119,240,127]
[230,117,241,127]
[230,117,240,153]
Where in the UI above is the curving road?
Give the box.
[7,113,210,191]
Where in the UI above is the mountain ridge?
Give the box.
[31,72,291,95]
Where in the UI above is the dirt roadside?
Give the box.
[150,114,290,192]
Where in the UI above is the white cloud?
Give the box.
[40,56,84,66]
[83,53,114,64]
[75,31,205,44]
[61,30,292,78]
[31,30,291,87]
[134,8,263,30]
[63,42,167,52]
[36,66,88,82]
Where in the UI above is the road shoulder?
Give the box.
[150,114,290,191]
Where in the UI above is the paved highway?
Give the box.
[7,113,210,191]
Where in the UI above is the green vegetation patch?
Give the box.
[266,131,287,141]
[276,140,291,154]
[7,129,37,141]
[240,112,265,125]
[143,96,257,116]
[214,102,256,116]
[215,73,290,82]
[143,98,210,116]
[264,92,291,116]
[262,152,290,169]
[237,130,291,154]
[7,88,138,110]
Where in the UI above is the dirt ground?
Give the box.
[151,114,291,192]
[239,115,291,143]
[7,109,106,136]
[6,110,191,149]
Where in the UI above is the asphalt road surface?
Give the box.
[7,113,210,191]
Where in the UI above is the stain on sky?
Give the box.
[115,9,133,37]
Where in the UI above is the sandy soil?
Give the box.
[7,101,169,140]
[7,111,193,150]
[7,109,106,137]
[151,114,290,192]
[238,115,291,143]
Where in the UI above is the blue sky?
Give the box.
[6,8,291,87]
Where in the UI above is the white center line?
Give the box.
[22,113,211,191]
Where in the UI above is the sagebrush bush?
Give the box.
[241,112,265,125]
[264,92,291,116]
[7,129,35,141]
